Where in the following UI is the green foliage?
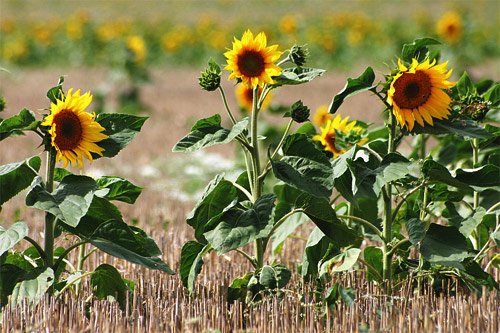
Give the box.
[0,108,38,141]
[272,67,325,87]
[0,156,41,207]
[90,264,131,310]
[0,222,29,257]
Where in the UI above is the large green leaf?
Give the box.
[328,66,376,114]
[173,114,248,153]
[10,267,54,307]
[444,203,485,238]
[419,223,470,269]
[93,113,148,159]
[204,194,276,254]
[301,227,332,279]
[259,265,291,289]
[180,241,211,294]
[401,37,440,63]
[272,67,325,87]
[404,119,494,139]
[26,175,98,227]
[295,193,361,248]
[90,220,174,274]
[46,76,64,104]
[271,155,333,198]
[455,164,500,189]
[186,174,239,243]
[90,264,130,310]
[406,218,426,246]
[0,222,28,257]
[270,205,308,254]
[363,246,383,282]
[373,153,412,194]
[0,156,41,207]
[282,133,331,164]
[422,160,470,189]
[484,83,500,105]
[456,72,474,97]
[0,108,38,141]
[96,176,143,204]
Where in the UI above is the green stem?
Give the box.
[387,239,410,257]
[55,271,94,300]
[358,145,383,162]
[359,258,384,283]
[337,214,382,239]
[420,186,429,222]
[218,86,238,126]
[419,134,428,159]
[44,148,57,270]
[267,209,305,241]
[52,240,89,274]
[23,236,46,260]
[392,181,434,222]
[471,138,480,250]
[382,111,396,295]
[235,249,257,268]
[260,118,294,180]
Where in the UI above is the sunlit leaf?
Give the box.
[0,108,38,141]
[0,156,41,207]
[180,241,211,294]
[96,176,143,204]
[401,37,440,63]
[272,67,325,87]
[329,67,376,114]
[10,267,54,307]
[0,222,28,257]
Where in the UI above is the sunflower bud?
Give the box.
[0,97,6,112]
[291,100,310,123]
[289,44,309,67]
[198,59,221,91]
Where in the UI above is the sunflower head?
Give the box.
[437,12,463,44]
[312,105,334,126]
[387,58,456,131]
[41,88,109,169]
[313,114,367,158]
[224,30,283,88]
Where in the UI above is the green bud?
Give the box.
[198,58,221,91]
[291,100,310,123]
[0,96,5,112]
[289,44,309,67]
[460,102,489,122]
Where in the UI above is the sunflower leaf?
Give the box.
[272,67,325,87]
[93,114,148,159]
[0,156,41,207]
[46,76,65,104]
[90,264,131,311]
[328,67,376,114]
[173,115,248,153]
[96,176,143,204]
[0,222,29,257]
[403,119,494,139]
[0,108,38,141]
[180,241,211,294]
[401,37,440,63]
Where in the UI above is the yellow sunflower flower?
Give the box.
[42,89,109,169]
[387,58,456,131]
[224,30,283,88]
[312,105,334,126]
[235,84,272,111]
[313,114,366,158]
[127,35,146,64]
[436,11,463,44]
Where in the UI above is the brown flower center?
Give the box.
[392,70,432,109]
[238,50,266,77]
[53,110,83,150]
[326,132,341,154]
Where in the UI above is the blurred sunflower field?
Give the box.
[1,1,499,71]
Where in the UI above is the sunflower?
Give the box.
[42,89,109,169]
[235,84,272,111]
[312,105,334,126]
[387,58,456,131]
[313,114,366,158]
[224,30,283,88]
[436,11,463,44]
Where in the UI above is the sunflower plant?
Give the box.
[0,77,174,310]
[174,30,359,303]
[314,37,500,295]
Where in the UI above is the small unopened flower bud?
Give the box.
[0,97,5,112]
[291,100,310,123]
[289,45,309,67]
[198,59,221,91]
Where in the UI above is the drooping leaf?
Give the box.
[0,108,38,141]
[422,160,470,189]
[180,241,211,294]
[444,203,485,238]
[419,223,470,269]
[186,174,239,243]
[227,273,253,304]
[46,76,65,104]
[96,176,143,204]
[325,283,356,308]
[93,113,148,159]
[259,265,291,289]
[0,222,29,257]
[401,37,440,63]
[90,264,131,310]
[461,258,499,292]
[455,164,500,190]
[373,153,412,194]
[329,66,376,114]
[173,114,248,153]
[0,264,26,307]
[26,175,98,227]
[406,218,426,246]
[204,194,276,254]
[282,133,331,164]
[0,156,41,207]
[272,67,325,87]
[404,119,494,139]
[428,185,464,202]
[320,248,361,278]
[295,193,362,248]
[90,220,174,274]
[53,168,73,182]
[10,267,54,307]
[301,227,332,279]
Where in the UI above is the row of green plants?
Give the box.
[1,6,498,70]
[0,33,499,316]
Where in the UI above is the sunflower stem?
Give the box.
[75,242,87,296]
[44,147,57,292]
[471,138,481,250]
[382,111,396,295]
